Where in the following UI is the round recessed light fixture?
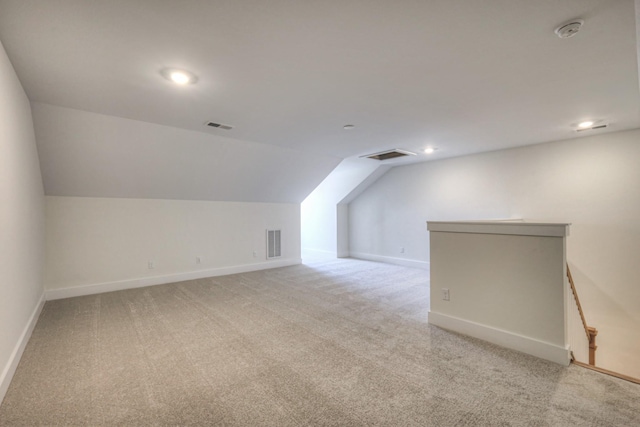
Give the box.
[577,120,594,129]
[343,124,355,130]
[161,68,198,85]
[424,147,436,154]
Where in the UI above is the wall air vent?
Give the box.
[576,124,608,132]
[360,149,417,161]
[266,229,281,259]
[205,121,233,130]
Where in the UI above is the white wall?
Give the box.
[45,197,300,298]
[428,222,570,365]
[0,40,45,403]
[336,204,350,257]
[301,158,387,256]
[348,129,640,378]
[301,195,337,256]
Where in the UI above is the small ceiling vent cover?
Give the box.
[206,121,233,130]
[576,124,608,132]
[361,149,416,161]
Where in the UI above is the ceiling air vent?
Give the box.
[576,124,608,132]
[360,149,417,161]
[205,121,233,130]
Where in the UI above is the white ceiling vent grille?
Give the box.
[576,124,608,132]
[360,149,416,161]
[267,230,281,259]
[205,121,233,130]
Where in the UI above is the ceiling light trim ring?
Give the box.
[160,68,198,85]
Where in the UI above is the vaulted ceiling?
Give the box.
[0,0,638,202]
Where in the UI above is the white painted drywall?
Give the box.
[301,196,337,256]
[301,158,387,256]
[428,225,568,364]
[0,40,45,402]
[336,204,350,257]
[32,103,340,204]
[348,128,640,378]
[45,197,300,293]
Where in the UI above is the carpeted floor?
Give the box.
[1,257,638,425]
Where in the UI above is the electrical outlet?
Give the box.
[196,256,202,264]
[400,247,405,254]
[253,251,257,258]
[442,288,450,301]
[148,261,156,269]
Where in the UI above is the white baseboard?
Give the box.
[302,248,336,256]
[349,252,430,270]
[428,311,571,366]
[45,258,302,301]
[0,292,45,405]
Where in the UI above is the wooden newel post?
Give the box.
[587,327,598,366]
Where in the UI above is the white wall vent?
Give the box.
[360,149,416,161]
[205,121,234,130]
[267,229,281,259]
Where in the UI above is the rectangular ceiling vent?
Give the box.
[266,229,281,259]
[360,149,416,161]
[205,121,233,130]
[576,124,608,132]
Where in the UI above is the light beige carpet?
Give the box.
[1,257,638,426]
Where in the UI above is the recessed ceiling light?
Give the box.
[161,68,197,85]
[424,147,436,154]
[170,71,190,84]
[577,121,594,129]
[576,123,608,133]
[343,124,355,130]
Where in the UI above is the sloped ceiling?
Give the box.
[32,103,338,203]
[0,0,639,202]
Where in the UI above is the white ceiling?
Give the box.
[0,0,639,199]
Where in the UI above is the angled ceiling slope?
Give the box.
[32,103,340,203]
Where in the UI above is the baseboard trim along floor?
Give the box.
[428,311,571,366]
[349,252,430,270]
[45,258,302,301]
[572,360,640,385]
[0,293,45,406]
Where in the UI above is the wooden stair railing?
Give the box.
[567,265,640,384]
[587,327,598,366]
[567,264,598,365]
